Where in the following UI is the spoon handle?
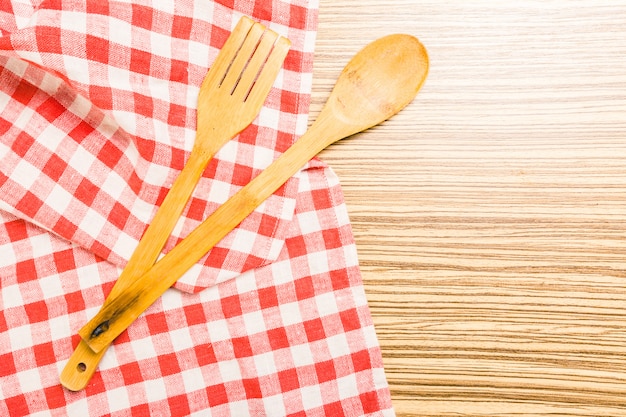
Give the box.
[77,124,329,352]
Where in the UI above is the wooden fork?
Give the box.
[60,16,290,391]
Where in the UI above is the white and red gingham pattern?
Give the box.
[0,0,314,291]
[0,1,39,37]
[0,1,395,416]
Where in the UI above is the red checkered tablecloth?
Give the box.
[0,1,395,416]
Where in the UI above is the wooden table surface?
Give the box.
[310,2,626,416]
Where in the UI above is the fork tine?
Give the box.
[202,16,254,89]
[245,36,291,106]
[232,29,279,99]
[220,22,266,90]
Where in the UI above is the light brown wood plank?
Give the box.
[312,1,626,415]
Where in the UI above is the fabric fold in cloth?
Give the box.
[0,1,396,415]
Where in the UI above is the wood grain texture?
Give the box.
[311,1,626,416]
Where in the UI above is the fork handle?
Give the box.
[59,148,210,391]
[110,148,210,300]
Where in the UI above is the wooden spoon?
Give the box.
[73,33,428,380]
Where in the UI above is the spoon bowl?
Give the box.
[313,34,429,144]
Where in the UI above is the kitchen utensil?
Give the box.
[68,33,428,390]
[60,16,290,391]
